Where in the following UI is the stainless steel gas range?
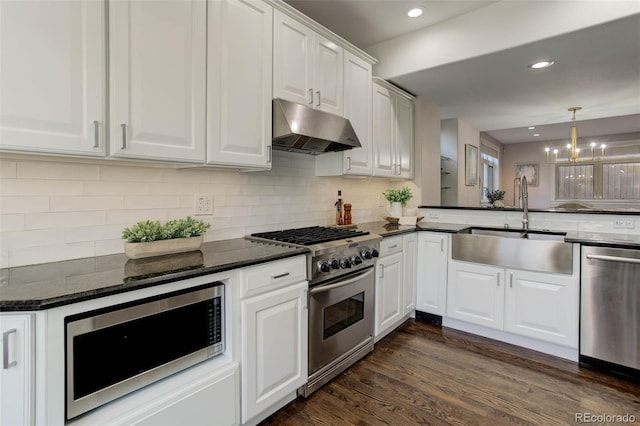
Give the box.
[247,226,381,396]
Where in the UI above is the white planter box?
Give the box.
[124,236,203,259]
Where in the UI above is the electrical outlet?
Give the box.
[626,220,635,229]
[428,211,440,219]
[378,195,386,208]
[613,218,625,229]
[195,195,213,215]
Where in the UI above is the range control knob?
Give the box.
[352,255,363,265]
[340,257,352,269]
[318,260,331,273]
[361,249,372,260]
[330,258,340,270]
[371,248,379,258]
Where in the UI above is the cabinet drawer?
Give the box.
[379,235,403,257]
[241,255,307,298]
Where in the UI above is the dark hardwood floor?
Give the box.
[261,319,640,425]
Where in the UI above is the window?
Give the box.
[556,162,640,200]
[480,143,500,203]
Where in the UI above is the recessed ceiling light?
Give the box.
[407,7,423,18]
[528,60,555,69]
[528,126,535,130]
[533,133,540,137]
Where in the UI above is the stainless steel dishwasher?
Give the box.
[580,245,639,377]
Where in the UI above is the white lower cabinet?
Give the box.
[0,314,34,426]
[375,234,416,342]
[504,269,578,347]
[416,232,449,316]
[240,258,308,424]
[447,260,579,347]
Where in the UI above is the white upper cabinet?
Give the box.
[273,10,343,116]
[207,0,272,168]
[342,52,372,175]
[372,79,414,179]
[109,0,206,163]
[0,0,106,156]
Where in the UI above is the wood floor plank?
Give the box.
[261,319,640,426]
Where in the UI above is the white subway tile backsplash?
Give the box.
[9,241,95,267]
[65,224,123,243]
[0,196,49,214]
[84,181,151,195]
[0,214,25,232]
[1,229,64,250]
[95,239,126,257]
[100,165,164,182]
[51,196,124,212]
[1,179,84,196]
[123,195,180,210]
[25,211,106,230]
[0,160,17,178]
[106,209,168,224]
[17,161,100,180]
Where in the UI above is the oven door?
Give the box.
[308,267,374,375]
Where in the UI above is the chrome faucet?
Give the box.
[521,176,529,230]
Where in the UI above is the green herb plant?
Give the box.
[122,217,211,243]
[382,186,413,207]
[485,189,506,204]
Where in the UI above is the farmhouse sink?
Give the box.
[465,227,566,242]
[453,227,573,274]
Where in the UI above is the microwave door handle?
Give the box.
[310,268,373,295]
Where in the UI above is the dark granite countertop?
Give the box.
[0,238,308,311]
[418,205,640,215]
[565,231,640,249]
[357,221,473,236]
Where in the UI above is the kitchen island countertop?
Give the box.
[0,238,308,311]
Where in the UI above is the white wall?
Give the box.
[502,141,555,209]
[0,153,417,267]
[414,96,441,206]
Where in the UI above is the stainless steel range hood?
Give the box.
[272,98,361,154]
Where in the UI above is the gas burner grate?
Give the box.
[251,226,369,246]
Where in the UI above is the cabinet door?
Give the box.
[1,314,34,426]
[416,232,448,316]
[402,234,417,315]
[312,35,343,115]
[109,0,206,162]
[273,10,314,106]
[395,95,414,179]
[207,0,272,168]
[447,261,504,330]
[372,83,395,177]
[0,0,105,156]
[242,282,308,423]
[342,52,372,175]
[375,252,404,341]
[504,269,578,347]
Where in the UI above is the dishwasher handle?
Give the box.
[586,254,640,265]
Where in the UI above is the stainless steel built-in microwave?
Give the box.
[65,282,224,420]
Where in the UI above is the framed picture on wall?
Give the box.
[465,144,478,186]
[515,163,539,186]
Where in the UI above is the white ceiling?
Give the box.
[283,1,640,144]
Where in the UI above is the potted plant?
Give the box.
[382,186,413,217]
[122,216,211,259]
[485,189,506,208]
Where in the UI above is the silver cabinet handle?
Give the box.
[121,123,127,149]
[267,145,272,163]
[3,328,17,369]
[388,244,398,249]
[346,157,352,170]
[510,274,513,288]
[440,239,444,252]
[308,88,313,104]
[380,264,385,279]
[271,272,290,280]
[93,120,100,148]
[497,272,500,287]
[586,254,640,264]
[304,289,308,310]
[316,91,321,106]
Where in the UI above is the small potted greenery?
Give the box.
[122,216,211,259]
[485,189,506,208]
[382,186,413,218]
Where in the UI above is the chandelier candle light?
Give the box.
[545,107,606,164]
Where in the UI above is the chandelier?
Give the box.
[545,107,606,164]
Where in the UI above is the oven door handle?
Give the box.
[310,268,374,295]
